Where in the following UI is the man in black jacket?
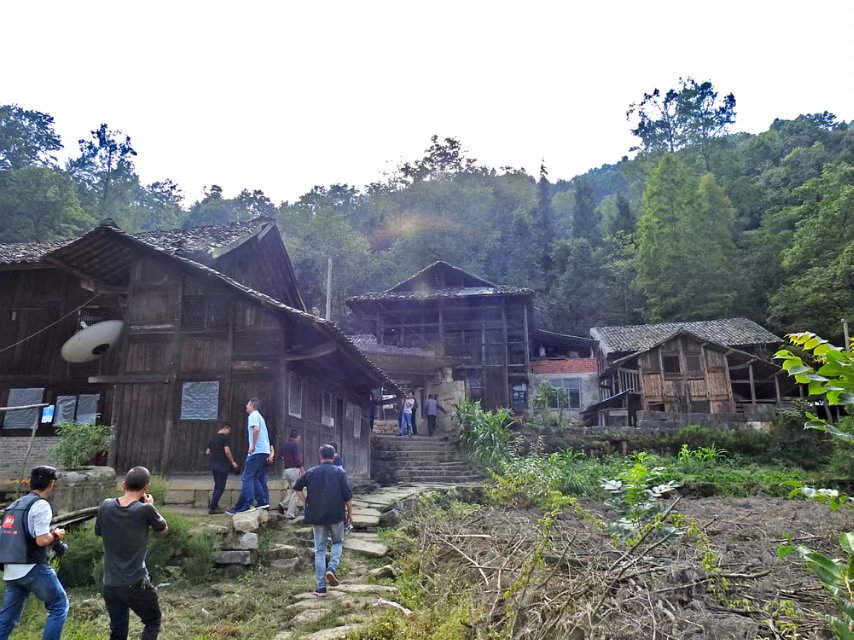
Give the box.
[294,445,353,596]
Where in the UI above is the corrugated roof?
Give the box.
[590,318,781,355]
[0,218,271,266]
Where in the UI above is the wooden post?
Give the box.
[159,276,183,475]
[774,374,781,403]
[748,363,757,406]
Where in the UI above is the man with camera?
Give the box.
[96,466,168,640]
[0,465,69,640]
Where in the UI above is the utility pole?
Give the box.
[325,257,333,321]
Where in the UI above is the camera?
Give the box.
[51,539,69,558]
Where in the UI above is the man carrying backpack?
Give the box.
[0,466,68,640]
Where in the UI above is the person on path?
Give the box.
[424,394,448,437]
[95,466,168,640]
[411,393,419,435]
[0,466,68,640]
[398,391,415,437]
[227,397,271,515]
[294,445,353,597]
[277,430,304,519]
[205,423,239,514]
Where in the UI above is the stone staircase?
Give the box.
[371,433,482,485]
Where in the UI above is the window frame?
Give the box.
[662,354,681,375]
[547,378,582,410]
[288,373,304,419]
[2,387,46,430]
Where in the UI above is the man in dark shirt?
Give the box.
[293,445,353,597]
[205,423,238,514]
[95,466,168,640]
[277,430,304,519]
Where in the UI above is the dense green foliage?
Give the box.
[1,83,851,338]
[50,422,113,469]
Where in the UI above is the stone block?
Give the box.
[193,490,210,509]
[188,524,229,537]
[306,625,364,640]
[215,550,253,565]
[270,557,300,573]
[343,537,388,557]
[378,509,400,527]
[50,467,117,516]
[369,565,398,579]
[268,544,303,560]
[224,532,259,551]
[163,489,195,505]
[231,508,267,532]
[217,564,248,579]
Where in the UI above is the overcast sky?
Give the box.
[2,1,853,204]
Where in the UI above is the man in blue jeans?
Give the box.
[294,445,353,596]
[227,397,272,515]
[0,466,68,640]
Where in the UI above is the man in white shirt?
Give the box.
[227,397,272,514]
[0,466,68,640]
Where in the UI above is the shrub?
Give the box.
[51,422,113,469]
[146,510,192,582]
[57,521,104,587]
[183,532,221,581]
[456,399,515,472]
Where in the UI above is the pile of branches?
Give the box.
[404,504,829,640]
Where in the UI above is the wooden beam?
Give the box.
[88,374,170,384]
[0,403,48,412]
[285,341,338,362]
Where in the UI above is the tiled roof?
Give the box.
[0,240,70,265]
[349,285,532,302]
[0,218,271,265]
[590,318,781,355]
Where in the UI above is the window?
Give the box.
[3,388,45,429]
[548,379,581,410]
[77,307,107,331]
[181,295,230,330]
[321,390,334,427]
[55,394,101,424]
[686,354,703,375]
[511,383,528,409]
[662,354,681,375]
[180,381,219,420]
[288,374,303,418]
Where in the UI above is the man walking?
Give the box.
[424,394,448,437]
[293,445,353,597]
[398,391,415,437]
[205,422,239,514]
[0,466,68,640]
[95,466,168,640]
[227,397,271,514]
[277,430,304,519]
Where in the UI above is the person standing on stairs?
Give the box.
[205,422,239,514]
[399,391,415,437]
[226,397,271,515]
[294,444,354,597]
[424,394,448,437]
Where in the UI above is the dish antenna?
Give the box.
[60,320,124,363]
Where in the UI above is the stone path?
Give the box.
[271,482,470,639]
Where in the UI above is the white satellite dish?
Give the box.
[61,320,124,363]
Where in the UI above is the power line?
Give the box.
[0,294,102,354]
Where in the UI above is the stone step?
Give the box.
[392,473,482,482]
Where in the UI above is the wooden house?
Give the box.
[0,219,394,482]
[584,319,786,427]
[347,261,594,411]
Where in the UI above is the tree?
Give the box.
[627,78,736,169]
[0,105,63,171]
[768,163,854,339]
[0,166,93,242]
[134,179,186,231]
[635,154,739,321]
[183,185,274,228]
[67,124,139,223]
[534,163,555,284]
[398,135,479,183]
[572,176,599,242]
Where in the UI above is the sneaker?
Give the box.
[224,509,237,516]
[344,523,354,536]
[256,504,270,510]
[325,570,340,587]
[314,588,327,597]
[246,506,256,511]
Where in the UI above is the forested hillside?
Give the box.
[1,79,852,340]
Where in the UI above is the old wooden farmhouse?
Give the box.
[347,261,597,414]
[584,319,787,427]
[0,218,394,482]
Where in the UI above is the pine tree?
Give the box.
[635,154,739,321]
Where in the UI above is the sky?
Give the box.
[2,1,853,205]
